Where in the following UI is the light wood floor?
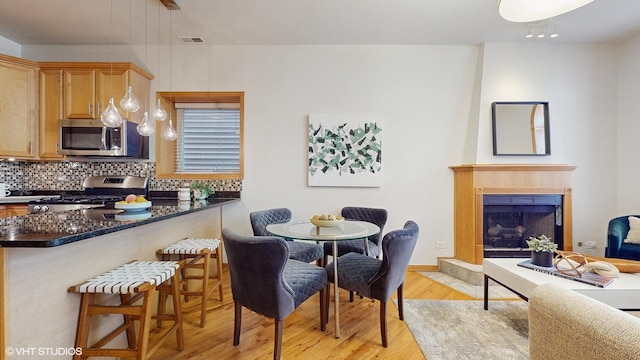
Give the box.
[149,268,475,360]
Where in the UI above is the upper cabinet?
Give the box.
[38,62,153,159]
[0,55,38,159]
[47,63,152,123]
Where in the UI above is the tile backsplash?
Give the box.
[0,161,242,193]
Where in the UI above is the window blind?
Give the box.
[175,106,240,173]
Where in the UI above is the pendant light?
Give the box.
[120,0,140,115]
[152,3,167,122]
[162,9,178,141]
[152,98,167,121]
[120,86,140,113]
[137,111,155,136]
[162,118,178,141]
[101,97,123,127]
[101,0,123,127]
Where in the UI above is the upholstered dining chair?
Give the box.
[250,208,324,265]
[325,220,419,347]
[222,228,328,360]
[323,206,388,301]
[323,206,388,265]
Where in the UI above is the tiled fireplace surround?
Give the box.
[0,161,242,193]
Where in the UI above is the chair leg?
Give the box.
[398,283,404,320]
[233,300,242,346]
[323,284,329,327]
[379,300,388,348]
[274,319,284,360]
[319,287,326,331]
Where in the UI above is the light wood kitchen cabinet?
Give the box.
[0,54,38,159]
[38,62,153,159]
[40,62,153,124]
[39,69,65,159]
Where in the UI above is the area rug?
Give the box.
[402,299,529,360]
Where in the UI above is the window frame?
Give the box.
[154,91,244,180]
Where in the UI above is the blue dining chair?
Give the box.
[323,206,388,263]
[222,228,328,360]
[323,206,388,301]
[250,208,324,265]
[325,220,419,347]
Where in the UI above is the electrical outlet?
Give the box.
[56,175,67,182]
[435,241,446,249]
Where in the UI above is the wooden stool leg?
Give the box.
[121,294,137,348]
[73,293,94,360]
[171,270,185,350]
[200,250,211,327]
[136,288,155,360]
[214,245,224,302]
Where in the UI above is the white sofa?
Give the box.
[529,283,640,360]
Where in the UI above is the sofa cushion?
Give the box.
[624,216,640,244]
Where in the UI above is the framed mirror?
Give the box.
[492,101,550,156]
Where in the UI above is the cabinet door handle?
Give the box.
[97,102,102,115]
[29,142,32,154]
[88,103,92,115]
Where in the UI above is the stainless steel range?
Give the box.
[28,175,149,213]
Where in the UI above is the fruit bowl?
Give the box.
[115,201,152,212]
[310,216,345,227]
[115,210,152,222]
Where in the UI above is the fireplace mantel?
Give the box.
[450,164,576,264]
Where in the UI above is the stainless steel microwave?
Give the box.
[59,119,148,158]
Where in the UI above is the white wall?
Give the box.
[479,43,619,256]
[616,34,640,217]
[0,34,20,57]
[22,40,630,263]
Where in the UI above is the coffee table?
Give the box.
[483,258,640,310]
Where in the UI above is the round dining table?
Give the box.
[266,219,380,338]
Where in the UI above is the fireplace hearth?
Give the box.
[483,194,563,258]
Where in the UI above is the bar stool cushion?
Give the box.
[161,238,221,255]
[74,261,180,294]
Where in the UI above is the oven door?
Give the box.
[59,119,126,156]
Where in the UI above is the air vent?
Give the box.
[178,36,207,44]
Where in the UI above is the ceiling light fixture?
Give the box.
[550,26,559,38]
[525,26,533,38]
[101,0,123,128]
[152,2,168,122]
[137,0,154,136]
[120,1,140,115]
[537,27,545,38]
[162,9,178,141]
[498,0,594,23]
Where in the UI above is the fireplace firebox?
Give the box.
[483,194,563,258]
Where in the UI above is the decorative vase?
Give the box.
[531,251,554,267]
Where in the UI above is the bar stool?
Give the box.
[68,260,184,360]
[158,238,224,327]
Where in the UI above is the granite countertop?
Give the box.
[0,197,239,248]
[0,195,61,204]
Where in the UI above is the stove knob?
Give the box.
[32,205,40,212]
[41,205,49,213]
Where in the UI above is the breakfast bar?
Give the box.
[0,198,238,358]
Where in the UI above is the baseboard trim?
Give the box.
[408,265,438,272]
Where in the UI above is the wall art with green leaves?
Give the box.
[308,114,382,187]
